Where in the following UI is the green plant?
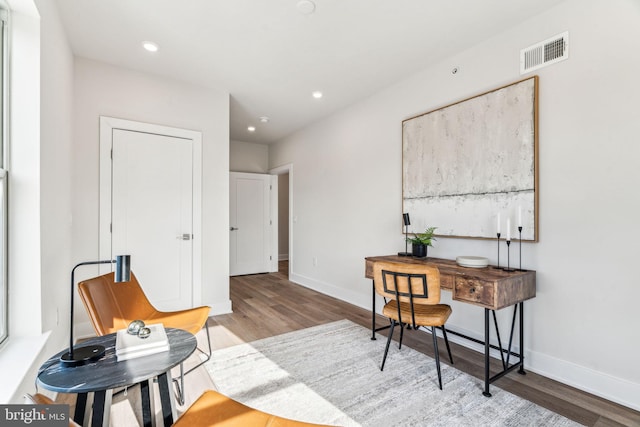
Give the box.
[407,226,437,246]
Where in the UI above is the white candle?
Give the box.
[496,213,501,235]
[518,206,522,227]
[506,218,511,241]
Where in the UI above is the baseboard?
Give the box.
[289,271,640,412]
[208,300,232,316]
[526,348,640,411]
[289,272,371,312]
[278,254,289,261]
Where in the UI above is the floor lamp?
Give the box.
[398,213,411,256]
[60,255,131,367]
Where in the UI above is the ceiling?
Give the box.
[54,0,565,144]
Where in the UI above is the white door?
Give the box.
[230,172,276,276]
[111,129,193,311]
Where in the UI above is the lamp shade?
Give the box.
[115,255,131,283]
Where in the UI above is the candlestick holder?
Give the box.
[493,232,501,269]
[503,240,515,272]
[517,226,524,271]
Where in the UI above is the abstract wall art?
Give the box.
[402,76,538,241]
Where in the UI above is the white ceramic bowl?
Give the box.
[456,256,489,268]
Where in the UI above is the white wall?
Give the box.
[1,0,76,403]
[73,58,231,326]
[230,139,269,173]
[270,0,640,410]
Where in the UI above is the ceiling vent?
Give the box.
[520,31,569,74]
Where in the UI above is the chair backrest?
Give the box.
[78,271,157,335]
[373,261,441,305]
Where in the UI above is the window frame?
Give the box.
[0,6,8,347]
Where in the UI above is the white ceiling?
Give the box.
[54,0,565,144]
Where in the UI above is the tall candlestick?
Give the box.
[496,213,501,235]
[506,218,511,241]
[518,206,522,227]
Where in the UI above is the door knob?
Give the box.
[230,227,239,231]
[178,234,192,240]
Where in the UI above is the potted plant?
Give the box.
[407,226,437,258]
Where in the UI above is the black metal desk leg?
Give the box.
[518,302,527,375]
[371,280,376,340]
[483,308,492,397]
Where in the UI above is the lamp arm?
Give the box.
[68,260,116,359]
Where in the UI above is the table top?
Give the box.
[365,255,534,282]
[37,328,196,393]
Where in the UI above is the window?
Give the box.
[0,8,7,346]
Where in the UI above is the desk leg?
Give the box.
[371,280,376,340]
[518,302,526,375]
[90,389,112,427]
[483,308,492,397]
[158,371,177,427]
[140,380,153,427]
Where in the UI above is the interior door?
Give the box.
[111,129,193,311]
[230,172,275,276]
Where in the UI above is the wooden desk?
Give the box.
[365,255,536,396]
[37,328,196,427]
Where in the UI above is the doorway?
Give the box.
[270,164,293,278]
[229,172,277,276]
[99,117,203,310]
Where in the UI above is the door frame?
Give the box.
[269,163,293,277]
[99,116,203,306]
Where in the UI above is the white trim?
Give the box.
[527,348,640,411]
[269,174,278,273]
[0,331,50,403]
[98,116,203,307]
[269,163,293,278]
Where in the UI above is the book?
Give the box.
[116,323,170,361]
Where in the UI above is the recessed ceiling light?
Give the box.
[247,126,256,132]
[142,41,159,52]
[296,0,316,15]
[259,116,270,123]
[312,91,323,99]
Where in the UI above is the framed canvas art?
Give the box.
[402,76,538,241]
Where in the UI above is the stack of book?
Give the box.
[115,323,170,361]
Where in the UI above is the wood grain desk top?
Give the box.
[365,255,536,310]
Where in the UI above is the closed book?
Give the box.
[116,323,169,360]
[116,343,170,361]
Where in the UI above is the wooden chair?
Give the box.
[173,390,335,427]
[77,271,212,404]
[373,261,453,390]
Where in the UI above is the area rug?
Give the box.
[205,319,581,426]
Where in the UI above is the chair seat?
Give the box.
[173,390,334,427]
[146,306,211,335]
[383,300,452,327]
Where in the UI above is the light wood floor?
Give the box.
[55,261,639,426]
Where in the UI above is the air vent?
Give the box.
[520,31,569,74]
